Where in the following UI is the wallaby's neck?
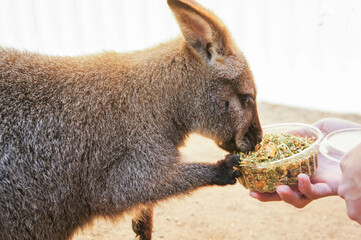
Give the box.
[120,37,208,148]
[152,39,208,147]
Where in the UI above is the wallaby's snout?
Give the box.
[219,111,263,153]
[237,117,263,152]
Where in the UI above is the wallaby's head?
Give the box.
[168,0,262,153]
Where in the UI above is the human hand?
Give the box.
[249,118,361,208]
[338,143,361,224]
[249,153,340,207]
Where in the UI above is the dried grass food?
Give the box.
[235,133,318,192]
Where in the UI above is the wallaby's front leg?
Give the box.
[129,155,240,239]
[103,155,241,217]
[142,154,242,201]
[132,206,153,240]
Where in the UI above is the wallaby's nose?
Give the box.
[245,121,263,151]
[251,115,263,146]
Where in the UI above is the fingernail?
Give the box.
[249,192,258,198]
[276,188,284,197]
[298,175,306,186]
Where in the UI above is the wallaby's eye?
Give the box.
[237,94,252,106]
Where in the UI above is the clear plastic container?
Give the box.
[235,123,323,193]
[319,128,361,162]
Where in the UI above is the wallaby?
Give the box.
[0,0,262,239]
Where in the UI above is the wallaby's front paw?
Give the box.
[212,154,242,186]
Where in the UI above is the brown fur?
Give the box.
[0,0,262,239]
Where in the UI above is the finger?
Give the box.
[297,174,317,199]
[249,191,281,202]
[276,185,312,208]
[299,173,337,199]
[338,181,346,199]
[345,199,361,224]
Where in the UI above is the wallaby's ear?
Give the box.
[167,0,231,64]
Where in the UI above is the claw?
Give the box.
[233,170,242,178]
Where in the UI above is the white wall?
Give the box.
[0,0,360,114]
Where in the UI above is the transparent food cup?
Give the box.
[235,123,323,193]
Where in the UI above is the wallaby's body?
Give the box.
[0,1,262,239]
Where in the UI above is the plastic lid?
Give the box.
[319,128,361,162]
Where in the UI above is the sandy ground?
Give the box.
[73,102,361,240]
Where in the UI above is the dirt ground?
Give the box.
[73,102,361,240]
